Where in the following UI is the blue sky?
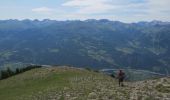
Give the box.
[0,0,170,22]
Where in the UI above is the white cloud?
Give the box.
[62,0,115,14]
[32,7,54,14]
[148,0,170,13]
[130,0,170,22]
[62,0,149,16]
[62,0,111,7]
[28,0,170,22]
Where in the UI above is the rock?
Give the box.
[88,92,97,99]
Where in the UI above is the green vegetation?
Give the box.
[48,48,60,53]
[0,68,72,100]
[115,47,134,54]
[0,67,127,100]
[128,41,140,49]
[0,20,170,74]
[0,67,169,100]
[0,65,42,80]
[86,49,115,65]
[0,51,13,59]
[147,47,167,55]
[156,84,170,93]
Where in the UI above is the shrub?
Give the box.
[0,65,42,80]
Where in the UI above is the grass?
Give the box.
[0,68,83,100]
[0,67,169,100]
[0,67,115,100]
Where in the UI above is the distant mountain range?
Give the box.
[0,19,170,74]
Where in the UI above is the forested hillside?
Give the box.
[0,19,170,74]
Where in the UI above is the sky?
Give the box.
[0,0,170,22]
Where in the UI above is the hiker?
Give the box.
[117,70,125,87]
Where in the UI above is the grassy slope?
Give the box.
[0,67,169,100]
[0,67,116,100]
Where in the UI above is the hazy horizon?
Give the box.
[0,0,170,23]
[0,18,170,23]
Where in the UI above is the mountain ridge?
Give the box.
[1,19,170,26]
